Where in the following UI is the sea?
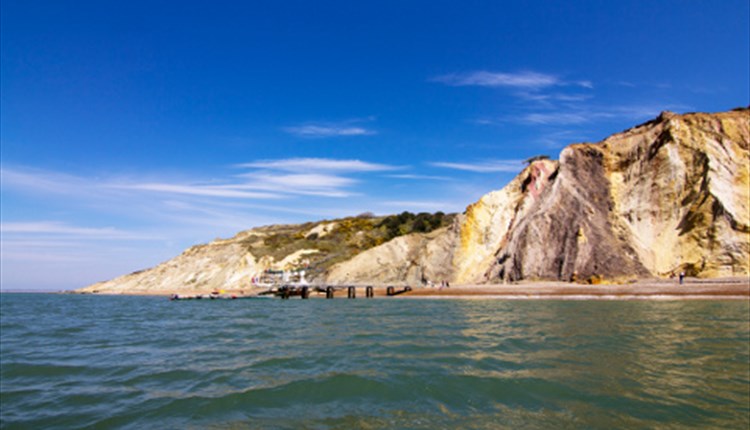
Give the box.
[1,293,748,429]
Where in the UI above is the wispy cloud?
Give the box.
[238,158,397,172]
[112,183,281,199]
[111,173,356,199]
[232,173,357,197]
[284,125,375,137]
[2,157,397,204]
[230,157,404,197]
[433,71,592,90]
[512,103,691,126]
[434,71,559,89]
[386,174,451,181]
[1,167,95,197]
[434,70,687,136]
[432,70,633,143]
[283,118,377,138]
[1,159,400,240]
[515,92,594,103]
[430,160,524,173]
[237,157,405,197]
[521,112,591,125]
[0,221,156,240]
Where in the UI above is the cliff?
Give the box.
[79,108,749,294]
[330,108,749,284]
[79,213,454,294]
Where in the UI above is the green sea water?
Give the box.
[1,293,748,429]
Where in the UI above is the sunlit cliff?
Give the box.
[79,108,749,293]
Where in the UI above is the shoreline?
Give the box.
[403,295,750,301]
[69,278,750,300]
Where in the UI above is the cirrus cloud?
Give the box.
[430,160,525,173]
[433,70,592,90]
[237,158,397,172]
[283,118,377,138]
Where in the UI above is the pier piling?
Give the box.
[386,286,412,296]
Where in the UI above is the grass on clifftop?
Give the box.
[241,211,455,277]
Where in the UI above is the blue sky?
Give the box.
[2,0,748,290]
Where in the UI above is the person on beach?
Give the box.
[679,272,685,285]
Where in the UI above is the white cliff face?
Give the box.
[79,239,260,294]
[79,235,317,294]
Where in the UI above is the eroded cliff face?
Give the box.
[452,159,559,284]
[329,108,749,284]
[603,110,749,277]
[80,236,260,294]
[80,108,749,293]
[326,227,455,285]
[487,144,651,282]
[326,158,567,285]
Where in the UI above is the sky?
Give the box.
[1,0,749,291]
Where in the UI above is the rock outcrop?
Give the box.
[80,236,261,294]
[603,110,749,278]
[79,108,749,294]
[329,108,749,284]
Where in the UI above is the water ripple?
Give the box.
[1,295,748,429]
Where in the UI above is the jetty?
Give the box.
[261,285,413,299]
[170,284,421,300]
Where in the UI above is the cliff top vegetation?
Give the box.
[240,211,455,277]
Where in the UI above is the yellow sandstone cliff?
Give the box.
[330,108,749,284]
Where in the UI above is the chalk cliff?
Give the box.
[79,108,749,294]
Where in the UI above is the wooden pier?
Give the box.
[256,285,413,299]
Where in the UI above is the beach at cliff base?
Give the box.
[77,277,750,300]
